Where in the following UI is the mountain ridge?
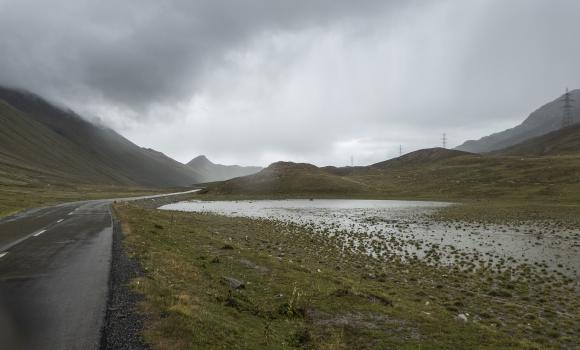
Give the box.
[456,89,580,153]
[492,124,580,157]
[0,86,202,187]
[187,155,262,182]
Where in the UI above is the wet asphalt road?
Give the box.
[0,190,198,350]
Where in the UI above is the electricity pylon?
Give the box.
[561,88,575,129]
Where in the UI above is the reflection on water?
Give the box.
[160,199,580,279]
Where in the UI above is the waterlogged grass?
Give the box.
[115,203,580,349]
[432,200,580,228]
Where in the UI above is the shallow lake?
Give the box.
[160,199,580,280]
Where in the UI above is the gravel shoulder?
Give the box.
[100,214,149,350]
[100,191,198,349]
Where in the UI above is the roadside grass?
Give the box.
[0,184,168,219]
[115,203,579,349]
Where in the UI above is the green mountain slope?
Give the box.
[0,87,201,187]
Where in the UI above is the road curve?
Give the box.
[0,190,199,350]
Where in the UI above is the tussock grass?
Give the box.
[432,200,580,228]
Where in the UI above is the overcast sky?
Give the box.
[1,0,579,166]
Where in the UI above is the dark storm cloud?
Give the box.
[1,0,580,166]
[0,0,410,111]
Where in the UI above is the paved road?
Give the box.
[0,191,198,350]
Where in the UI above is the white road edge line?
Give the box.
[56,219,64,223]
[33,229,47,237]
[0,252,7,258]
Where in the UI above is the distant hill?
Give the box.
[0,86,202,187]
[206,148,580,202]
[372,148,477,168]
[492,124,580,157]
[187,155,261,182]
[321,148,475,178]
[210,161,371,196]
[456,89,580,153]
[208,150,482,198]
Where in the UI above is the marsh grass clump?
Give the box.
[288,327,312,347]
[278,285,306,318]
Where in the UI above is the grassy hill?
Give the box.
[492,124,580,157]
[373,148,477,167]
[207,148,580,202]
[209,161,372,196]
[357,152,580,201]
[0,86,201,187]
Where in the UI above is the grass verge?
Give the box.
[0,184,170,219]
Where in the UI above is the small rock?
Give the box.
[222,277,245,289]
[366,273,377,280]
[239,258,257,268]
[456,313,468,322]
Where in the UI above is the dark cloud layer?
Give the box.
[1,0,579,166]
[0,0,409,110]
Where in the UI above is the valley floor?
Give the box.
[114,199,580,349]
